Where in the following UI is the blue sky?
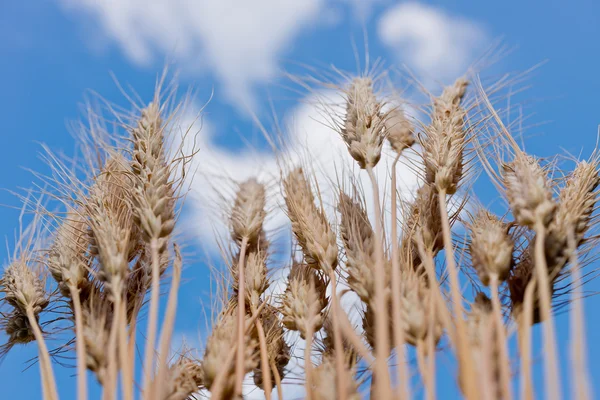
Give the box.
[1,0,600,399]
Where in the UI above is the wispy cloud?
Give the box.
[378,2,488,82]
[60,0,329,111]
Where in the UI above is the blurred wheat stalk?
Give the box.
[0,63,596,400]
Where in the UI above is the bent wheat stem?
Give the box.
[253,309,273,400]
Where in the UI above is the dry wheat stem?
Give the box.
[105,292,121,400]
[26,306,59,400]
[252,308,273,400]
[366,166,392,399]
[438,190,479,399]
[269,358,284,400]
[154,246,183,400]
[118,296,133,400]
[337,308,375,363]
[489,275,513,400]
[327,270,349,400]
[68,285,88,400]
[480,321,494,400]
[519,278,536,400]
[390,156,411,400]
[426,293,437,400]
[533,222,561,400]
[416,238,456,346]
[142,238,163,395]
[234,236,249,396]
[567,231,591,400]
[304,317,314,400]
[416,340,434,400]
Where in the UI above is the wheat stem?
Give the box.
[328,270,348,400]
[142,239,162,393]
[480,322,494,400]
[489,275,513,400]
[519,280,535,400]
[106,291,122,400]
[304,307,315,400]
[234,237,249,396]
[438,190,478,399]
[68,285,88,400]
[416,340,434,400]
[118,297,133,400]
[27,306,59,400]
[567,231,591,400]
[366,166,392,398]
[253,308,273,400]
[426,285,437,400]
[533,222,561,400]
[390,156,411,400]
[154,246,182,400]
[270,358,284,400]
[416,241,456,344]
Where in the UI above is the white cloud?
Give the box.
[60,0,488,112]
[60,0,327,111]
[378,2,488,82]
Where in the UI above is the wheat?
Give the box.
[341,77,386,169]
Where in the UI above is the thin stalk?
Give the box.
[154,249,183,400]
[118,297,133,400]
[234,236,249,396]
[519,281,536,400]
[480,322,494,400]
[106,288,131,400]
[437,190,478,399]
[106,288,122,400]
[69,285,88,400]
[567,232,591,400]
[26,307,59,400]
[303,305,315,400]
[416,340,433,400]
[127,292,142,400]
[426,286,436,400]
[142,238,162,391]
[533,222,561,400]
[270,359,284,400]
[337,308,375,363]
[366,166,392,398]
[328,270,349,400]
[489,275,513,400]
[390,156,411,400]
[252,307,273,400]
[416,241,456,345]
